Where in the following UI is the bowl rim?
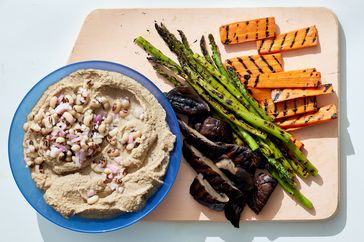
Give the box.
[8,60,182,233]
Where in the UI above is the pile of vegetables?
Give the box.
[133,20,331,227]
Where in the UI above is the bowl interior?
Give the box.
[8,61,182,233]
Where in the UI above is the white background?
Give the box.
[0,0,361,241]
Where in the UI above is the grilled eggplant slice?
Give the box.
[224,194,247,228]
[166,86,210,116]
[222,144,262,174]
[190,173,229,211]
[215,158,254,192]
[247,172,278,214]
[199,117,233,143]
[179,119,227,159]
[183,141,248,227]
[183,141,241,197]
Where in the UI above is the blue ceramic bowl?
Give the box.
[8,61,182,233]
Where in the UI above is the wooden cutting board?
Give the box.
[68,8,339,221]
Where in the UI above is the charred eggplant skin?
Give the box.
[247,172,278,214]
[223,144,262,174]
[224,194,247,228]
[198,117,233,143]
[166,86,210,116]
[179,119,228,159]
[190,174,228,211]
[182,141,242,198]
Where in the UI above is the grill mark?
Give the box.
[253,75,260,87]
[312,33,317,43]
[301,27,310,45]
[237,57,252,74]
[313,96,318,109]
[272,89,283,102]
[226,59,232,65]
[290,31,298,48]
[293,99,298,113]
[273,101,278,117]
[303,98,307,112]
[258,39,265,53]
[243,75,251,86]
[272,54,282,69]
[304,115,313,124]
[225,25,230,42]
[248,56,264,74]
[323,84,331,92]
[268,39,276,52]
[283,101,288,117]
[265,17,269,37]
[260,55,275,72]
[279,34,288,50]
[263,99,269,112]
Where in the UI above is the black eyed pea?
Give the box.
[34,112,43,123]
[87,195,99,205]
[30,123,41,132]
[63,112,75,124]
[49,96,58,108]
[132,130,142,139]
[119,109,128,118]
[74,105,84,113]
[56,137,65,143]
[34,157,44,165]
[121,132,129,144]
[41,128,52,135]
[104,114,113,124]
[71,144,81,152]
[23,122,29,131]
[83,114,93,126]
[120,98,130,109]
[64,94,74,105]
[90,99,101,109]
[112,101,122,113]
[109,127,119,137]
[109,148,120,157]
[98,122,106,134]
[126,143,135,151]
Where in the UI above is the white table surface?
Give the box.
[0,0,362,241]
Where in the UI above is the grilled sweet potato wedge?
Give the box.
[257,26,319,54]
[225,53,283,75]
[242,69,321,88]
[261,96,318,119]
[277,104,337,129]
[271,84,334,102]
[220,17,276,45]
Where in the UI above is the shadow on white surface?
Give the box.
[36,23,352,242]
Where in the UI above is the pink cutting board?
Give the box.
[68,8,339,221]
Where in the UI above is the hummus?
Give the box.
[23,69,176,218]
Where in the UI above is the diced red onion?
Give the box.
[95,114,103,124]
[107,164,120,174]
[51,131,58,137]
[70,136,82,143]
[114,156,123,164]
[57,94,64,103]
[87,189,96,198]
[54,143,66,152]
[55,103,72,114]
[128,134,134,144]
[75,151,86,162]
